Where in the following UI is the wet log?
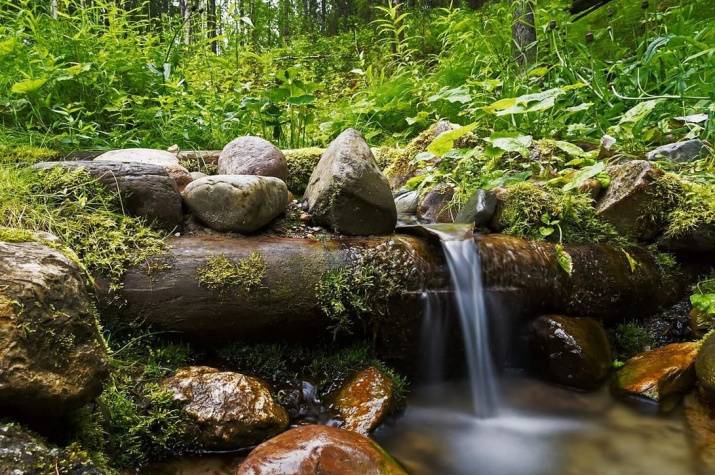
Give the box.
[114,233,680,345]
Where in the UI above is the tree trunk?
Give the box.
[512,0,537,68]
[207,0,217,53]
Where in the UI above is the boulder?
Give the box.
[0,423,102,474]
[94,148,193,191]
[659,223,715,253]
[0,240,108,418]
[165,366,288,450]
[612,341,700,402]
[394,191,419,215]
[528,315,612,390]
[417,185,455,224]
[595,160,666,240]
[190,171,207,180]
[455,189,498,226]
[34,161,183,229]
[696,333,715,401]
[646,139,706,162]
[332,366,395,435]
[183,175,288,233]
[218,136,288,181]
[236,425,407,475]
[304,129,397,235]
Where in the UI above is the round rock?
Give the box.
[164,366,289,450]
[236,424,407,475]
[218,136,288,180]
[183,175,288,233]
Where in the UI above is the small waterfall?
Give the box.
[419,291,447,385]
[413,223,499,418]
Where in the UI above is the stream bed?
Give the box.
[148,374,698,475]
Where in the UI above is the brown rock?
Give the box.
[528,315,612,390]
[236,425,407,475]
[684,393,715,472]
[417,184,455,224]
[0,240,108,419]
[218,136,288,181]
[332,367,395,435]
[612,341,700,402]
[696,332,715,401]
[164,366,289,450]
[94,148,193,191]
[595,160,666,240]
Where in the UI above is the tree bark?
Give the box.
[512,0,537,68]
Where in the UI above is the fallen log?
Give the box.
[112,233,681,345]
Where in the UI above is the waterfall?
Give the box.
[416,224,500,418]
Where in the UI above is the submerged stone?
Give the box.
[164,366,289,450]
[528,315,612,390]
[304,128,396,235]
[332,366,395,435]
[0,240,108,419]
[183,175,288,233]
[218,136,288,181]
[613,341,700,402]
[236,424,407,475]
[95,148,193,191]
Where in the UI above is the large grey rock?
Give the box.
[305,129,396,235]
[595,160,665,240]
[0,423,102,474]
[164,366,288,450]
[528,315,612,390]
[94,148,192,191]
[218,136,288,180]
[0,240,108,418]
[34,161,184,229]
[183,175,288,233]
[455,189,498,226]
[646,139,706,162]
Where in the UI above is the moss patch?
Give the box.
[316,240,424,336]
[613,321,654,360]
[196,252,267,294]
[495,182,621,244]
[0,144,59,165]
[284,147,324,194]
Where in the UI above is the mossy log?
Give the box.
[114,234,679,345]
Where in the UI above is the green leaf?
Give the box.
[553,141,586,158]
[563,161,606,191]
[692,294,715,315]
[0,38,16,57]
[11,78,48,94]
[287,94,316,105]
[539,226,555,237]
[555,244,573,276]
[622,250,638,273]
[406,111,430,126]
[426,123,477,156]
[618,99,662,125]
[484,132,532,157]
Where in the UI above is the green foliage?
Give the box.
[196,252,267,294]
[614,321,654,359]
[0,144,58,165]
[494,182,619,244]
[691,274,715,318]
[0,165,165,290]
[316,241,422,337]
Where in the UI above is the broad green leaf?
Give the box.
[528,66,549,77]
[618,99,662,124]
[565,103,592,113]
[555,244,573,276]
[0,38,16,57]
[563,161,606,191]
[11,78,48,94]
[692,294,715,315]
[553,141,586,158]
[426,123,477,156]
[484,132,532,157]
[622,250,638,273]
[287,94,316,105]
[406,111,430,126]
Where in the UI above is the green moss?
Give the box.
[0,144,59,165]
[316,240,423,336]
[372,146,403,171]
[284,147,324,194]
[496,182,621,244]
[614,321,654,359]
[0,166,166,291]
[663,178,715,239]
[0,226,37,243]
[196,252,267,294]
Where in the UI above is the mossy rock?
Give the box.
[696,332,715,401]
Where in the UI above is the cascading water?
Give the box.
[415,223,499,417]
